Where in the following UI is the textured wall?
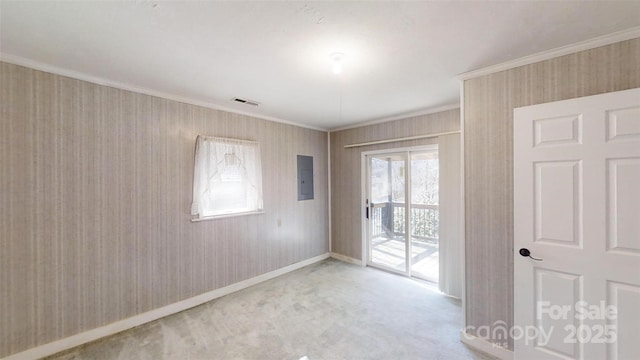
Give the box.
[330,109,460,260]
[0,62,329,357]
[463,38,640,349]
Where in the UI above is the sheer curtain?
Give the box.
[438,133,463,298]
[191,135,263,218]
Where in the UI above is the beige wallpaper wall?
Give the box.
[463,38,640,349]
[330,109,460,260]
[0,62,329,358]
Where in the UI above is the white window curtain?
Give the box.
[191,135,263,219]
[438,133,463,298]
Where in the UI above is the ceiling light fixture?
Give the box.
[330,52,344,75]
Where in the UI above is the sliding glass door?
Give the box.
[368,152,408,273]
[366,147,439,281]
[408,150,439,282]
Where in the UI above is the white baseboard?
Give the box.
[330,252,364,266]
[460,330,514,360]
[4,253,330,360]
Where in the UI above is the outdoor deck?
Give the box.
[371,237,439,281]
[369,202,439,282]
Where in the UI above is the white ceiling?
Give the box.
[2,1,640,130]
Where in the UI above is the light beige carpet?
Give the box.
[47,259,494,360]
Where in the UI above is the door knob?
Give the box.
[519,248,543,261]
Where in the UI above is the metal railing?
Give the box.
[371,202,439,244]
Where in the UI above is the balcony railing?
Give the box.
[371,202,439,244]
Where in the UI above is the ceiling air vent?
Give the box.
[232,98,260,107]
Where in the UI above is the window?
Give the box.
[191,136,263,220]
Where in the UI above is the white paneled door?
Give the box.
[514,88,640,360]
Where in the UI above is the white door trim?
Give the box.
[459,80,467,331]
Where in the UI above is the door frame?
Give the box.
[360,144,439,277]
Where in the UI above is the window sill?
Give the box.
[191,210,265,222]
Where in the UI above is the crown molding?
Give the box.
[329,103,460,132]
[0,53,328,132]
[458,26,640,81]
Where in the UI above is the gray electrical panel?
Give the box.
[297,155,314,201]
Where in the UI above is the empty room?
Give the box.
[1,1,639,359]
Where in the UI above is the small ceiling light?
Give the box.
[330,52,344,75]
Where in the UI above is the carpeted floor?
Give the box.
[47,259,494,360]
